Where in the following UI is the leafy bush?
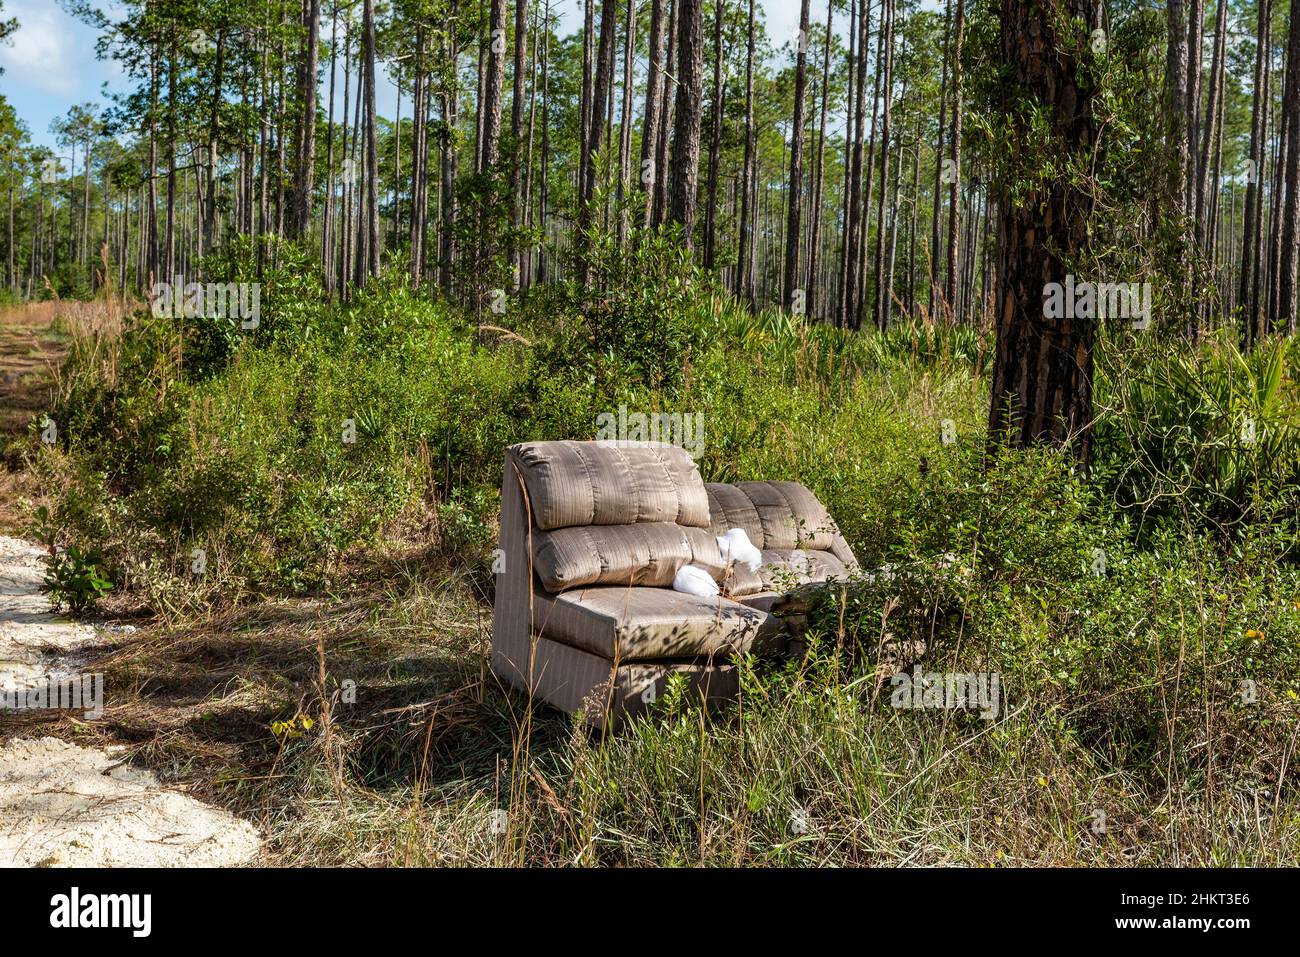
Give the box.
[1094,331,1300,536]
[530,225,720,394]
[33,506,113,613]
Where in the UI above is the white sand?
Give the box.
[0,536,97,686]
[0,536,261,867]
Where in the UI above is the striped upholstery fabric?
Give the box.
[491,441,749,728]
[706,481,837,549]
[737,591,780,612]
[512,440,710,530]
[491,445,860,727]
[724,548,853,597]
[533,584,784,660]
[532,523,725,592]
[707,481,859,597]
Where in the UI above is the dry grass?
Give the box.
[6,293,1298,867]
[13,547,1296,868]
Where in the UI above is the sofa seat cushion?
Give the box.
[534,585,785,660]
[511,441,710,530]
[724,548,852,597]
[706,481,836,549]
[532,523,725,593]
[736,591,782,613]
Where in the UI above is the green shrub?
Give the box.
[1094,331,1300,536]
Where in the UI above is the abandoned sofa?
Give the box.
[490,440,858,727]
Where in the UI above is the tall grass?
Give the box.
[13,261,1300,867]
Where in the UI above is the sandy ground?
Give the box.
[0,535,261,867]
[0,536,98,685]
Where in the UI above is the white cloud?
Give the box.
[0,0,85,97]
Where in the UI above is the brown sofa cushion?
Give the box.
[724,548,852,597]
[534,585,785,660]
[532,523,725,593]
[510,441,710,531]
[706,481,837,550]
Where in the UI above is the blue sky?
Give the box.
[0,0,811,150]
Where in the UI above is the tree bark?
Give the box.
[1278,0,1300,331]
[362,0,380,278]
[872,0,895,329]
[654,0,680,226]
[668,0,703,249]
[1239,0,1270,345]
[482,0,508,170]
[737,0,756,305]
[640,0,667,227]
[943,0,965,320]
[292,0,320,240]
[783,0,811,312]
[618,0,636,247]
[807,0,833,320]
[987,0,1099,464]
[511,0,528,286]
[702,0,724,269]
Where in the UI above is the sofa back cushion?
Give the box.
[510,440,710,531]
[705,481,836,550]
[532,523,724,593]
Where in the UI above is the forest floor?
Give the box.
[0,303,262,867]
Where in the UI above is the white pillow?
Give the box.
[672,563,720,598]
[717,527,762,573]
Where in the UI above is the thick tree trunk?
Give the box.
[987,0,1099,464]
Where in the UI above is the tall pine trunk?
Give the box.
[783,0,811,312]
[292,0,320,240]
[988,0,1099,463]
[669,0,704,248]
